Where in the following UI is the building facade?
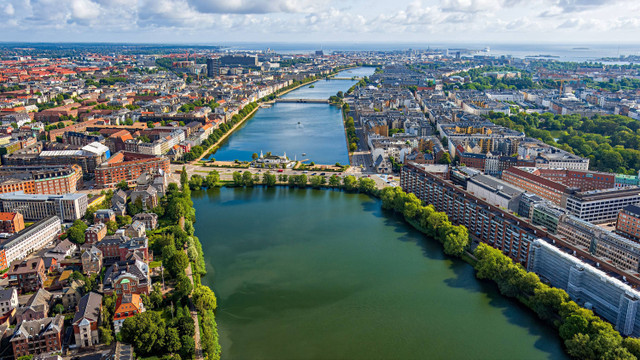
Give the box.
[10,315,64,357]
[0,212,24,234]
[0,216,61,271]
[617,205,640,242]
[94,152,170,188]
[528,239,640,337]
[0,192,87,222]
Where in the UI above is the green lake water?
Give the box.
[193,187,568,360]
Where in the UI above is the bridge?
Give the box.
[331,77,364,80]
[276,98,329,104]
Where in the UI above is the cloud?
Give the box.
[0,0,638,43]
[4,3,15,16]
[187,0,330,14]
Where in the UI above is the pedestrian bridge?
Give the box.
[331,77,364,80]
[276,98,329,103]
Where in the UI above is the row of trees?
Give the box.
[183,102,258,162]
[343,105,358,153]
[122,173,220,359]
[380,187,469,257]
[229,171,377,194]
[188,171,221,190]
[445,66,540,91]
[487,112,640,174]
[475,243,640,359]
[380,186,640,359]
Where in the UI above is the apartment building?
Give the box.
[0,192,87,221]
[85,222,107,244]
[528,240,640,336]
[0,288,18,315]
[0,216,61,271]
[401,162,543,265]
[10,315,64,357]
[8,258,47,294]
[616,204,640,242]
[0,165,83,195]
[0,212,24,234]
[94,151,170,188]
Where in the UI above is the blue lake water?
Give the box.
[208,67,375,164]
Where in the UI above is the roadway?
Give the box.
[350,116,375,175]
[169,163,393,189]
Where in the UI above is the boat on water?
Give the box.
[309,85,315,88]
[302,153,307,156]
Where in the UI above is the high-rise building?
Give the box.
[206,57,220,77]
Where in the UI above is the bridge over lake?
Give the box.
[276,98,329,103]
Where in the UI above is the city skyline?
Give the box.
[1,0,640,44]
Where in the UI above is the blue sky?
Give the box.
[1,0,639,44]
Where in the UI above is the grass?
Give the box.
[149,261,162,269]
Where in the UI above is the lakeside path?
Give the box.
[184,254,204,360]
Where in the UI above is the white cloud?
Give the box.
[0,0,638,43]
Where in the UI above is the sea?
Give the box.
[217,42,640,63]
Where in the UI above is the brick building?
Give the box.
[0,165,83,195]
[0,212,24,234]
[85,223,107,244]
[617,205,640,242]
[10,315,64,357]
[8,258,47,294]
[94,152,169,188]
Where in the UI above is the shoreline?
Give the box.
[193,106,260,162]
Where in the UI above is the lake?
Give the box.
[207,67,375,164]
[194,187,568,360]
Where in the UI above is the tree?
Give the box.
[262,171,277,187]
[357,177,376,194]
[176,316,195,337]
[439,153,452,164]
[193,285,217,312]
[106,220,118,235]
[530,285,569,321]
[167,251,189,278]
[180,335,195,358]
[67,219,88,244]
[242,171,254,186]
[53,303,64,314]
[252,152,259,160]
[232,171,242,186]
[442,225,469,257]
[120,311,167,355]
[165,328,182,353]
[343,175,357,191]
[309,175,323,188]
[116,215,132,228]
[99,326,113,345]
[624,337,640,358]
[116,180,129,191]
[175,273,193,300]
[180,166,188,189]
[204,171,220,188]
[329,175,341,187]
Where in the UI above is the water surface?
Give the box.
[207,67,375,164]
[194,187,568,360]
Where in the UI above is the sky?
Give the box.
[1,0,640,44]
